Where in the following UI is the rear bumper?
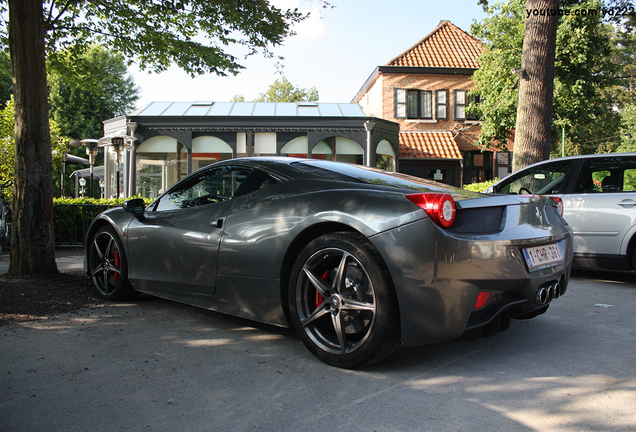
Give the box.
[369,217,573,348]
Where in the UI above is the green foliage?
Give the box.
[471,0,632,154]
[53,196,155,206]
[617,104,636,153]
[0,99,14,182]
[0,99,67,198]
[463,178,500,193]
[52,197,155,245]
[0,1,313,78]
[47,45,140,197]
[0,51,11,106]
[48,45,140,140]
[470,0,525,147]
[252,77,319,102]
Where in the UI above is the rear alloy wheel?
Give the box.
[88,226,135,300]
[289,232,400,368]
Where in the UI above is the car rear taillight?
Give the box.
[406,193,456,228]
[552,197,564,217]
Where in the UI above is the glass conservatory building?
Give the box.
[101,101,400,199]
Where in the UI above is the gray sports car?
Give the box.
[85,157,573,368]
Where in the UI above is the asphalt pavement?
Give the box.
[0,247,85,274]
[0,255,635,431]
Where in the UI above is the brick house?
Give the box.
[352,20,512,186]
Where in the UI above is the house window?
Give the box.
[395,89,433,119]
[395,89,407,118]
[436,90,447,120]
[454,90,480,121]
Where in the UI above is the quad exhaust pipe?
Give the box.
[535,282,562,305]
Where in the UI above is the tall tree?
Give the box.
[8,0,57,273]
[512,0,560,171]
[1,0,314,275]
[472,0,629,160]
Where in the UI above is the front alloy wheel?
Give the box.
[289,232,400,368]
[88,227,135,300]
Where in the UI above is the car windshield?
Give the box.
[496,161,573,195]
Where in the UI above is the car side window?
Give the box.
[574,158,636,194]
[154,166,253,211]
[497,161,572,195]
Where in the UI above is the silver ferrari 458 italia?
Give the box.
[85,157,573,368]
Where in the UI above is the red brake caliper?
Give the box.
[316,270,329,308]
[113,249,121,282]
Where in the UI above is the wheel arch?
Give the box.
[279,222,366,324]
[627,231,636,271]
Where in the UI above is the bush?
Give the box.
[463,178,500,193]
[53,196,155,206]
[53,196,155,246]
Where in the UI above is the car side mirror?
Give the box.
[123,198,145,219]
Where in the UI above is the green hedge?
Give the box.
[462,178,500,193]
[53,196,155,246]
[53,197,155,206]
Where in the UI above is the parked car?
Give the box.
[486,153,636,271]
[86,157,572,368]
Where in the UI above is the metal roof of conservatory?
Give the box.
[130,101,367,118]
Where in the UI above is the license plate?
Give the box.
[523,243,563,271]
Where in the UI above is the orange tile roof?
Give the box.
[387,21,483,69]
[399,131,463,159]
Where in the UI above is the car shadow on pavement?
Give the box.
[571,268,635,284]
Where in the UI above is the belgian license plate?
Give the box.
[523,243,563,271]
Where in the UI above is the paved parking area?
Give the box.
[0,247,85,274]
[1,262,635,431]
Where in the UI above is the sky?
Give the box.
[130,0,488,109]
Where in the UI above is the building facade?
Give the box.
[352,20,512,186]
[101,102,399,198]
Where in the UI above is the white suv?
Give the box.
[487,153,636,271]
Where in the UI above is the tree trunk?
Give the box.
[513,0,560,172]
[8,0,58,274]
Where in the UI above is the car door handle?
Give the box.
[618,199,636,208]
[210,218,224,228]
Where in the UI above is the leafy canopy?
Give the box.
[233,76,319,102]
[617,104,636,153]
[48,44,140,140]
[0,0,315,78]
[471,0,634,154]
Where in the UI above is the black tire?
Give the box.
[88,226,136,300]
[288,232,401,368]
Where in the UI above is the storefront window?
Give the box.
[136,136,186,198]
[376,140,396,171]
[184,136,233,171]
[310,141,332,160]
[254,133,277,157]
[281,136,309,158]
[335,137,363,165]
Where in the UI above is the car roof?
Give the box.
[516,152,636,170]
[210,157,482,198]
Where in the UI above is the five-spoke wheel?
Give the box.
[289,232,400,368]
[88,227,135,300]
